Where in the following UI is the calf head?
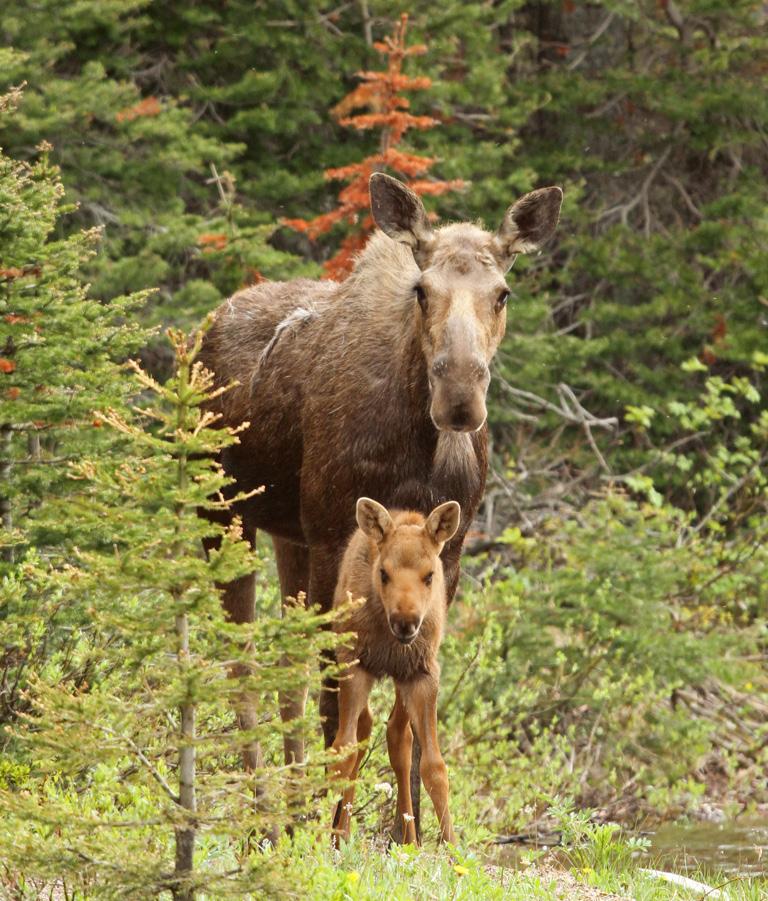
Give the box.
[370,173,563,432]
[356,497,461,645]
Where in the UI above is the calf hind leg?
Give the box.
[387,688,417,845]
[401,675,455,844]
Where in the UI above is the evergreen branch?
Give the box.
[95,724,180,804]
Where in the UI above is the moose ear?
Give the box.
[356,497,394,544]
[493,186,563,271]
[425,500,461,547]
[369,173,435,268]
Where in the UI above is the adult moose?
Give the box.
[200,173,562,834]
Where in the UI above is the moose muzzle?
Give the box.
[429,353,490,433]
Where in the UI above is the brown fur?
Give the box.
[330,500,459,845]
[198,175,562,802]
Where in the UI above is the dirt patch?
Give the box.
[486,861,627,900]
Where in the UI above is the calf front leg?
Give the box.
[336,702,373,839]
[330,666,373,845]
[401,671,455,844]
[387,688,417,844]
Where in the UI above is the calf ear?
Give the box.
[356,497,394,544]
[425,500,461,546]
[493,186,563,271]
[369,173,435,268]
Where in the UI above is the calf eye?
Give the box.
[415,284,427,313]
[423,572,433,586]
[496,288,510,312]
[380,568,390,585]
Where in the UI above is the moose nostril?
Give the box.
[449,404,471,429]
[390,617,420,644]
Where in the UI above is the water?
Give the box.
[494,817,768,878]
[648,817,768,876]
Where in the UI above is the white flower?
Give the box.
[402,813,414,823]
[344,802,354,813]
[374,782,394,798]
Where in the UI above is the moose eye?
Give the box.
[415,284,427,312]
[380,568,389,585]
[496,288,510,312]
[423,572,433,586]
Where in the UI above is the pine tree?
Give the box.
[0,86,149,736]
[0,0,317,345]
[0,324,338,899]
[284,13,463,279]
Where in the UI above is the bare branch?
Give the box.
[598,145,672,231]
[95,724,179,804]
[567,13,617,71]
[662,172,703,220]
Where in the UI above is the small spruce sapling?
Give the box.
[0,325,339,899]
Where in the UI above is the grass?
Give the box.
[191,821,768,900]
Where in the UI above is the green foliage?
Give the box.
[0,90,148,508]
[0,86,149,739]
[1,4,767,897]
[484,0,768,488]
[0,1,316,342]
[0,327,340,898]
[558,808,649,894]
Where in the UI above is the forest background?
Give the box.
[0,1,766,899]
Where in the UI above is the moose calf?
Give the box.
[330,497,460,846]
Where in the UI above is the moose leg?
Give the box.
[204,517,263,773]
[273,537,310,766]
[330,667,373,844]
[401,673,455,844]
[309,545,344,749]
[204,517,279,844]
[387,688,417,845]
[222,569,263,773]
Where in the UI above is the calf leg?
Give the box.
[335,702,373,839]
[273,537,310,766]
[401,672,455,844]
[331,667,373,844]
[387,688,417,845]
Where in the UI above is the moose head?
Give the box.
[370,173,563,432]
[356,497,461,644]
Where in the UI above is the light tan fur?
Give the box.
[330,499,460,845]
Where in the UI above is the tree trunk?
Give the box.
[1,424,13,563]
[173,611,196,901]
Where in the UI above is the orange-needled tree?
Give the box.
[285,13,463,280]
